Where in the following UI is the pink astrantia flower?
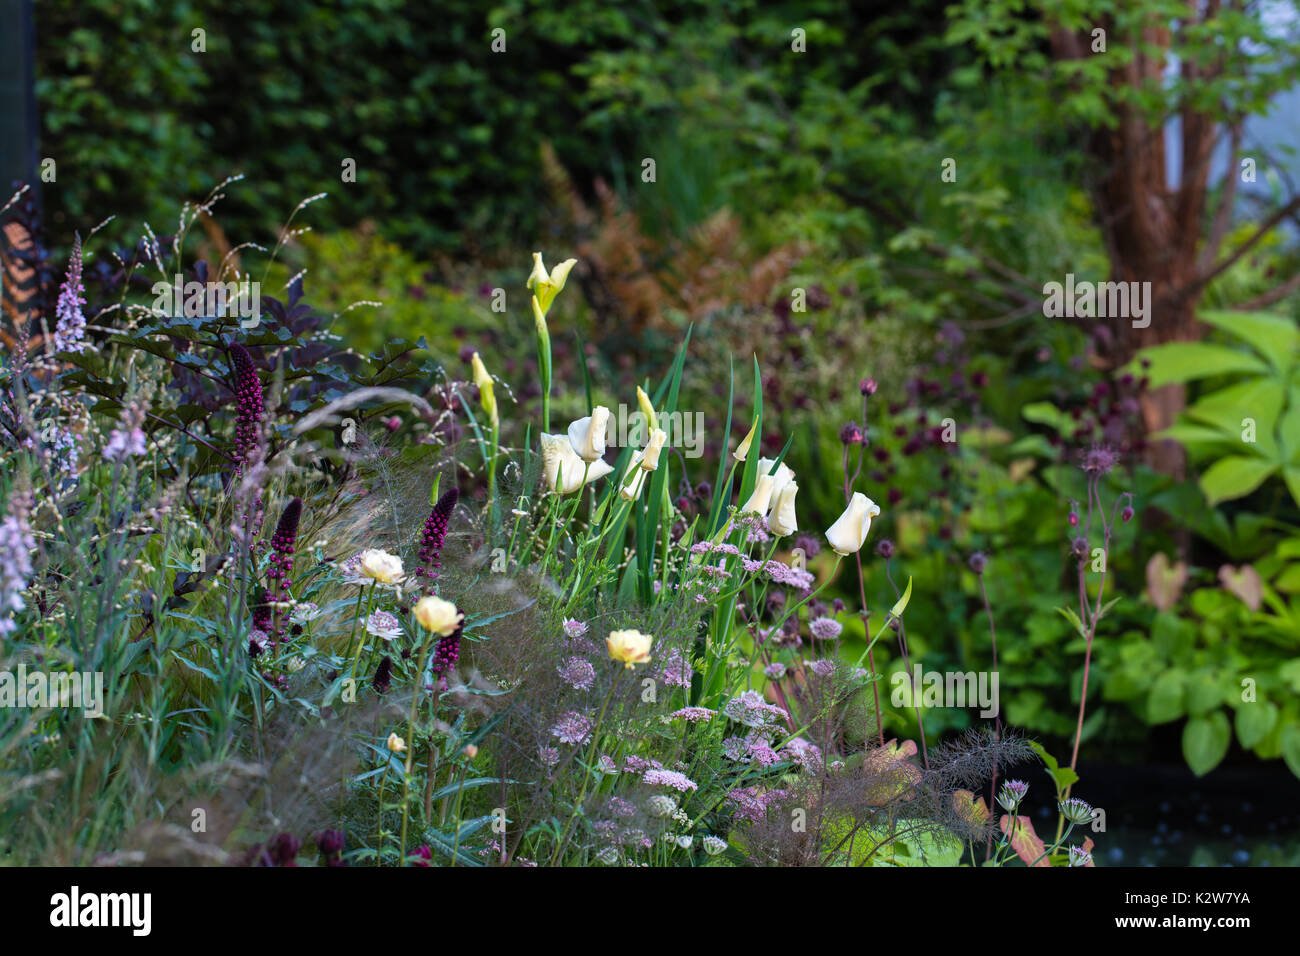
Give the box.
[551,711,593,746]
[366,610,403,640]
[557,656,596,691]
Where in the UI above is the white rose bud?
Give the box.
[568,406,610,462]
[541,432,613,493]
[766,480,799,537]
[825,492,880,556]
[641,428,667,471]
[739,474,775,515]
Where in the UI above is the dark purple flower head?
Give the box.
[372,655,393,694]
[409,844,432,867]
[859,378,877,396]
[416,487,458,585]
[1121,505,1135,523]
[839,422,864,445]
[229,343,264,474]
[268,832,301,867]
[1071,536,1089,559]
[968,551,987,574]
[316,829,346,866]
[876,539,895,559]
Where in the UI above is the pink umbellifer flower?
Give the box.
[0,487,36,635]
[622,755,664,775]
[764,561,814,591]
[229,343,263,476]
[53,234,87,354]
[658,647,692,689]
[643,769,698,792]
[669,706,715,723]
[725,786,786,824]
[551,711,593,746]
[415,487,458,585]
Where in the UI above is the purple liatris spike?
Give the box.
[266,497,302,641]
[53,234,87,354]
[230,343,263,475]
[430,619,464,682]
[415,487,458,586]
[251,584,273,635]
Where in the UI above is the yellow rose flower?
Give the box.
[359,549,405,585]
[413,595,461,636]
[606,629,653,668]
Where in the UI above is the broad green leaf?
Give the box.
[1147,668,1186,724]
[1198,455,1278,506]
[1199,310,1299,371]
[1185,672,1222,716]
[1236,701,1278,749]
[1135,342,1268,388]
[1285,468,1300,511]
[1184,379,1284,460]
[1281,724,1300,779]
[1183,712,1230,776]
[1021,401,1070,434]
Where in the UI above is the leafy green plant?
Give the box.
[1139,310,1300,507]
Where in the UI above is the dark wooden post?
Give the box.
[0,0,40,202]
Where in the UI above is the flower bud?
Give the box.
[766,481,799,537]
[641,428,667,471]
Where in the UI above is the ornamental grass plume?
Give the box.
[229,343,263,476]
[415,487,458,587]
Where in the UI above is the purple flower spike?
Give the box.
[53,234,87,354]
[415,487,458,586]
[230,343,263,475]
[266,497,301,641]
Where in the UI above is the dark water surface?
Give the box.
[1038,762,1300,866]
